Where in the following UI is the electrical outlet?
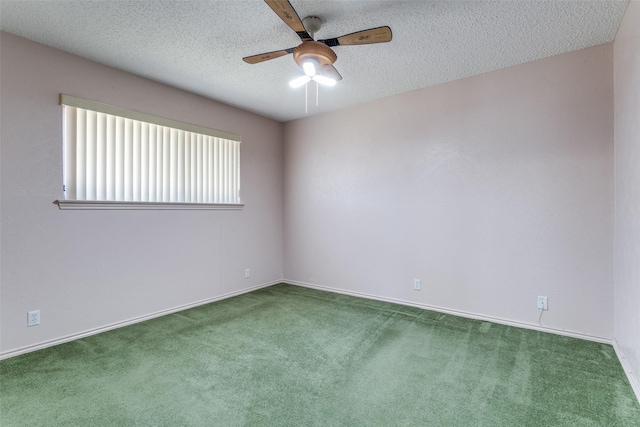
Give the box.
[537,296,548,310]
[28,310,40,327]
[413,279,421,291]
[245,268,250,279]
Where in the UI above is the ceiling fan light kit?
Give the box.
[292,41,338,86]
[293,41,337,70]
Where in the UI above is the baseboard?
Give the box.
[612,338,640,404]
[5,278,638,406]
[0,280,281,361]
[283,280,613,344]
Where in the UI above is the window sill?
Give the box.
[53,200,244,210]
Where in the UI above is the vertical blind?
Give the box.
[61,96,241,204]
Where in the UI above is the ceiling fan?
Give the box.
[243,0,392,87]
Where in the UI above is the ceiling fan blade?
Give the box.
[243,48,295,64]
[320,26,392,47]
[320,64,342,82]
[264,0,313,42]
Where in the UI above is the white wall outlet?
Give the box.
[537,296,548,310]
[28,310,40,327]
[245,268,251,279]
[413,279,421,291]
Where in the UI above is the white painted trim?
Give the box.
[0,280,281,360]
[612,338,640,404]
[54,200,244,210]
[283,280,613,344]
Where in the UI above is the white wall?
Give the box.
[284,44,614,339]
[614,0,640,396]
[0,32,284,356]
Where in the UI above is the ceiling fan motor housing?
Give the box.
[293,41,337,67]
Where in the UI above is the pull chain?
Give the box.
[302,80,322,114]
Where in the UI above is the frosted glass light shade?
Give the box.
[290,75,312,88]
[313,75,336,86]
[303,61,316,77]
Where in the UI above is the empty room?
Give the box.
[1,0,639,425]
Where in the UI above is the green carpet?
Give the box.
[1,284,639,426]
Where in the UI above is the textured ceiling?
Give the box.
[0,0,628,122]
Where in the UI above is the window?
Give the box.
[56,95,242,210]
